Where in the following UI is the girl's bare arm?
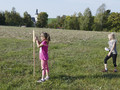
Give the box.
[36,40,43,48]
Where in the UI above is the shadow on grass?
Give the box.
[53,75,86,83]
[93,73,120,79]
[52,73,120,83]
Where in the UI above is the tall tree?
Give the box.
[94,4,106,31]
[81,8,93,30]
[57,15,66,29]
[36,12,48,28]
[70,13,79,30]
[64,16,71,29]
[23,11,33,27]
[4,11,11,25]
[78,12,83,30]
[4,7,22,26]
[102,10,111,31]
[108,12,120,32]
[10,7,22,26]
[0,12,5,25]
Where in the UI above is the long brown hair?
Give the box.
[42,32,50,44]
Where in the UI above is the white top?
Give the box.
[108,40,117,54]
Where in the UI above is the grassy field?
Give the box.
[0,26,120,90]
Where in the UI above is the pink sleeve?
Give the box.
[41,41,47,46]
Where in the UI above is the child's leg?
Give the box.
[112,54,117,70]
[104,64,107,70]
[104,54,112,70]
[45,60,49,77]
[41,60,46,79]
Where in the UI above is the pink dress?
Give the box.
[39,41,48,60]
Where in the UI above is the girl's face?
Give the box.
[108,35,112,40]
[40,33,45,41]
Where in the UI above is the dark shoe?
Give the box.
[113,69,117,72]
[102,69,108,72]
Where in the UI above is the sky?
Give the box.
[0,0,120,18]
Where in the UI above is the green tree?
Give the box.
[108,12,120,32]
[4,11,11,25]
[70,13,79,30]
[23,11,33,27]
[102,10,111,31]
[4,7,22,26]
[94,4,106,31]
[64,16,72,29]
[78,12,83,30]
[48,19,58,28]
[11,7,23,26]
[48,15,66,29]
[36,12,48,28]
[0,12,5,25]
[58,15,66,29]
[81,8,93,30]
[64,14,79,30]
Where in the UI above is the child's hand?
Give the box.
[35,36,38,41]
[105,47,109,51]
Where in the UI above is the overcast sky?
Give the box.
[0,0,120,18]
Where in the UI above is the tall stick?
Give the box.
[33,30,35,76]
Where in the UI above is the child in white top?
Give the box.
[103,33,117,72]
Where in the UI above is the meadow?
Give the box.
[0,26,120,90]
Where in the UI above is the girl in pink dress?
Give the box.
[35,32,50,83]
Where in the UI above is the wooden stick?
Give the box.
[33,30,35,76]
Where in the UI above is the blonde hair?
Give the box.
[108,33,116,40]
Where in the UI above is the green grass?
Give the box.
[0,26,120,90]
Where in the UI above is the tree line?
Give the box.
[48,4,120,32]
[0,4,120,32]
[0,7,48,27]
[0,7,33,27]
